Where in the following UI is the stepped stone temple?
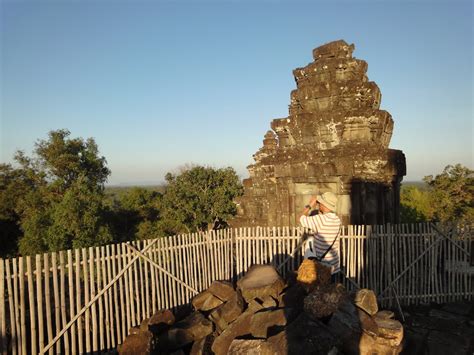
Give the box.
[233,40,406,227]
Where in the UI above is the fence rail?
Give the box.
[0,223,472,354]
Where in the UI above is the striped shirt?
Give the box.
[300,212,341,273]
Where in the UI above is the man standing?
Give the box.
[300,192,342,275]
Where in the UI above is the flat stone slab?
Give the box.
[211,300,264,355]
[353,289,378,316]
[374,317,403,346]
[228,339,276,355]
[207,280,236,301]
[192,290,224,311]
[237,264,285,303]
[209,291,245,333]
[156,311,213,351]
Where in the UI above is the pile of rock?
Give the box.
[119,263,403,354]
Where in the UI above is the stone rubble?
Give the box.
[119,264,406,354]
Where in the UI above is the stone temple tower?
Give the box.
[233,40,406,227]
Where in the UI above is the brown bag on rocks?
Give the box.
[296,259,331,291]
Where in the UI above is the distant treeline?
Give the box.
[400,164,473,224]
[0,130,243,258]
[1,130,472,259]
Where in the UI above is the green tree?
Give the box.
[0,129,113,256]
[400,185,434,223]
[159,166,243,233]
[0,164,40,257]
[108,187,163,241]
[423,164,473,224]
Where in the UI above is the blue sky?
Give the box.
[1,0,472,185]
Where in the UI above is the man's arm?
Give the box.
[300,196,319,230]
[301,196,318,216]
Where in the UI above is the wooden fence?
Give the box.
[0,224,472,354]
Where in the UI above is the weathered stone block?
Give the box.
[353,288,378,315]
[236,264,285,303]
[278,283,306,310]
[249,308,298,338]
[207,280,236,301]
[209,291,244,333]
[192,290,224,311]
[375,310,395,320]
[374,317,404,347]
[190,334,214,355]
[358,308,379,337]
[211,300,264,355]
[156,311,213,351]
[259,295,277,308]
[119,329,153,355]
[148,309,175,335]
[228,339,277,355]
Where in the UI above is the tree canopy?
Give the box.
[0,131,243,257]
[159,166,243,233]
[400,164,473,224]
[0,130,112,256]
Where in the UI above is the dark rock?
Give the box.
[249,308,299,338]
[211,300,264,355]
[423,329,472,355]
[327,300,362,353]
[304,283,347,319]
[441,301,474,317]
[428,308,470,322]
[278,283,306,310]
[207,280,236,301]
[192,290,224,311]
[209,291,244,333]
[156,311,213,351]
[190,337,206,355]
[148,309,175,335]
[267,313,339,354]
[358,309,379,337]
[119,329,153,355]
[190,334,214,355]
[228,339,277,355]
[375,310,395,320]
[353,288,378,316]
[168,350,186,355]
[236,264,285,303]
[401,328,428,355]
[407,314,464,334]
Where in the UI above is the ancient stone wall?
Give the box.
[233,40,406,227]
